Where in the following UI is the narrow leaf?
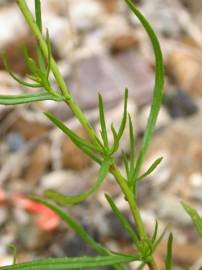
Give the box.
[117,89,128,140]
[153,225,168,251]
[98,94,109,149]
[46,29,52,79]
[45,158,111,205]
[165,233,173,270]
[151,220,158,243]
[110,124,119,154]
[182,202,202,237]
[139,157,163,180]
[0,255,137,270]
[105,194,140,249]
[125,0,164,181]
[122,151,130,179]
[30,196,126,270]
[0,92,64,105]
[3,55,41,88]
[35,0,46,72]
[45,112,102,163]
[128,114,135,186]
[35,0,42,32]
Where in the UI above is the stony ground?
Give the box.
[0,0,202,269]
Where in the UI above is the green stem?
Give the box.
[17,0,100,149]
[17,1,158,268]
[110,164,157,270]
[110,164,147,240]
[17,0,70,99]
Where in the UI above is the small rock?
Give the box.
[69,0,104,32]
[6,133,25,153]
[155,194,192,226]
[41,169,92,195]
[164,89,198,118]
[110,34,139,53]
[11,112,50,140]
[23,142,50,185]
[99,0,118,13]
[166,47,202,98]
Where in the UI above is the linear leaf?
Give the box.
[165,233,173,270]
[35,0,46,73]
[45,112,102,163]
[139,157,163,180]
[110,124,119,154]
[45,112,99,153]
[122,151,130,179]
[125,0,164,181]
[128,114,135,186]
[0,92,64,105]
[98,94,109,149]
[151,220,158,243]
[153,225,168,251]
[0,255,138,270]
[46,29,52,79]
[3,55,41,88]
[182,202,202,237]
[30,196,126,270]
[45,158,111,205]
[105,194,140,249]
[117,89,128,140]
[35,0,42,32]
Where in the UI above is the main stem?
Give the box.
[17,1,157,269]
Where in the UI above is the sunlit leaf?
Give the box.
[182,202,202,237]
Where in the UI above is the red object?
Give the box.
[12,195,60,231]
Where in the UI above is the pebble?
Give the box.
[68,0,104,32]
[155,194,192,226]
[164,89,198,118]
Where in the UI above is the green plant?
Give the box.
[1,0,198,269]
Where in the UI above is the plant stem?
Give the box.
[17,0,101,149]
[17,1,158,268]
[110,164,157,270]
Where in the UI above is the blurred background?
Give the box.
[0,0,202,269]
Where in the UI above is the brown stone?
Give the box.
[166,47,202,97]
[99,0,118,13]
[23,142,50,184]
[110,34,139,54]
[11,116,50,140]
[61,128,91,170]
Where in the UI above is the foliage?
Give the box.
[0,0,200,269]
